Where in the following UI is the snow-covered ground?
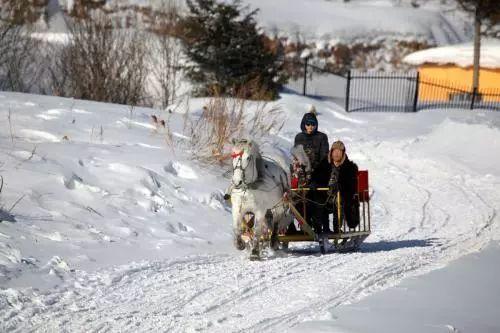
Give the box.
[294,242,500,333]
[1,91,499,332]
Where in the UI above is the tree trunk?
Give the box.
[472,7,481,91]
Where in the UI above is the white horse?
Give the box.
[227,139,292,259]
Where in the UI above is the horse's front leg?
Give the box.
[250,212,266,260]
[232,211,246,251]
[265,208,280,250]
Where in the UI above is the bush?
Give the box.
[180,0,285,100]
[0,2,45,92]
[50,12,148,106]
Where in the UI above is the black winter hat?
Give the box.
[300,112,318,132]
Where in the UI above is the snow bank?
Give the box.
[411,118,500,176]
[403,39,500,68]
[242,0,467,45]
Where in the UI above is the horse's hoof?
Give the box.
[249,253,261,261]
[234,237,246,251]
[250,247,261,260]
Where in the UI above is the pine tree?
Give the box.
[181,0,284,99]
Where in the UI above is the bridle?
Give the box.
[231,148,256,189]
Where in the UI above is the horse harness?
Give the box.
[231,149,257,190]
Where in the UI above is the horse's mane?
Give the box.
[232,139,290,187]
[291,145,311,172]
[233,139,261,159]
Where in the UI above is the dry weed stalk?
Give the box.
[151,113,174,150]
[186,87,284,163]
[7,107,14,144]
[127,105,135,129]
[188,96,244,163]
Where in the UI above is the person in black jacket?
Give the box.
[293,111,330,235]
[328,141,360,233]
[294,111,329,173]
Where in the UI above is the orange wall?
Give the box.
[419,65,500,102]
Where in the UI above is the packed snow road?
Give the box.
[1,93,499,332]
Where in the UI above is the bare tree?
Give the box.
[51,11,148,105]
[149,0,183,108]
[455,0,500,92]
[0,2,45,92]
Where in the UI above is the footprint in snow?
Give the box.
[165,222,195,234]
[63,173,83,190]
[63,173,105,194]
[177,222,194,233]
[164,161,198,179]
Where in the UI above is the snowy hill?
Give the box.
[45,0,471,45]
[1,91,499,331]
[245,0,469,45]
[36,0,473,74]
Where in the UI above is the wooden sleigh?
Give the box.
[278,170,371,254]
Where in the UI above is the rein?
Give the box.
[231,148,256,189]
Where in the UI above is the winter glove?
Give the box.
[328,182,338,193]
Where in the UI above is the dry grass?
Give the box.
[185,87,285,164]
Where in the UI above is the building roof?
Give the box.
[403,39,500,69]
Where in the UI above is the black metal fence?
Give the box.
[282,59,500,112]
[417,77,500,111]
[282,58,347,103]
[347,72,500,112]
[346,71,419,112]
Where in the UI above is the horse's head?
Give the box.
[231,139,260,188]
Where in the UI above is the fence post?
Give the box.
[303,57,308,96]
[470,87,477,110]
[345,70,351,112]
[413,71,420,112]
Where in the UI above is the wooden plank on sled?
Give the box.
[288,202,315,238]
[290,187,330,192]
